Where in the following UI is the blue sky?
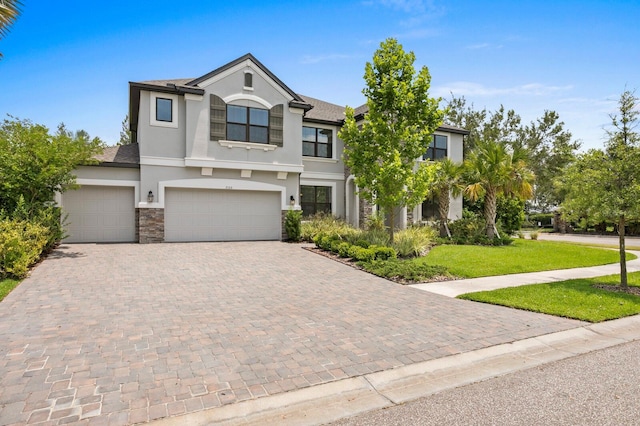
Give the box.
[1,0,638,149]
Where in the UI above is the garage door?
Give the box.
[165,188,281,242]
[63,186,136,243]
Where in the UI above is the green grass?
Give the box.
[0,278,20,302]
[418,239,634,278]
[458,272,640,322]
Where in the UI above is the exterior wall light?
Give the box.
[147,191,154,203]
[290,195,295,206]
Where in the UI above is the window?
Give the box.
[300,186,332,216]
[156,98,173,122]
[423,134,447,160]
[227,105,269,144]
[422,196,438,220]
[303,126,333,158]
[150,92,178,128]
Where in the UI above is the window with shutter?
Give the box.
[210,94,226,141]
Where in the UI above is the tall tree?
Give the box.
[560,89,640,288]
[0,0,23,59]
[339,38,444,241]
[463,140,534,239]
[118,114,132,145]
[0,117,104,214]
[445,95,578,211]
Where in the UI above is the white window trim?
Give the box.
[218,140,278,151]
[300,179,337,216]
[302,124,337,160]
[150,92,179,128]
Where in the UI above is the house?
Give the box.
[59,54,468,243]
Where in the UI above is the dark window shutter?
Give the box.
[210,94,226,141]
[269,104,284,147]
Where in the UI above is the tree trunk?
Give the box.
[619,215,628,288]
[438,190,451,238]
[388,206,395,243]
[484,188,499,239]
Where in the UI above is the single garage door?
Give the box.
[165,188,281,242]
[63,186,136,243]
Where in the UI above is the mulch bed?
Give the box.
[302,246,452,284]
[592,284,640,296]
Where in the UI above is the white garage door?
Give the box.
[63,186,136,243]
[165,188,281,242]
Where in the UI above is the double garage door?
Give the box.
[62,186,281,243]
[164,188,282,242]
[63,186,136,243]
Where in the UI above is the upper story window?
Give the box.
[423,134,447,160]
[303,126,333,158]
[210,94,284,147]
[227,105,269,144]
[156,98,173,122]
[150,92,178,128]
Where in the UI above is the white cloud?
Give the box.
[300,54,357,65]
[466,43,503,50]
[433,81,573,98]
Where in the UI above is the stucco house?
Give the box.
[58,54,468,243]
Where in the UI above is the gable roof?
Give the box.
[128,54,315,138]
[187,54,307,105]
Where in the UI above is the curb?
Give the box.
[150,315,640,425]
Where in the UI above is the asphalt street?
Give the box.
[329,339,640,426]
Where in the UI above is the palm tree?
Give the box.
[0,0,23,59]
[429,158,463,238]
[463,140,534,239]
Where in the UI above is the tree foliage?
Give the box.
[559,89,640,287]
[0,117,104,214]
[339,38,445,241]
[118,114,132,145]
[463,140,534,239]
[445,96,578,211]
[0,0,23,59]
[425,158,463,238]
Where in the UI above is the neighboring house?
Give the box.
[58,54,468,243]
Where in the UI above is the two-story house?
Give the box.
[59,54,468,243]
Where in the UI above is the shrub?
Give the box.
[528,213,554,228]
[393,226,436,258]
[360,228,391,247]
[370,245,397,260]
[337,242,351,258]
[360,259,449,283]
[301,213,353,242]
[284,209,302,242]
[0,218,49,278]
[449,209,512,246]
[530,231,539,240]
[365,212,385,231]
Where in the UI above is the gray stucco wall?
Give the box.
[137,93,187,159]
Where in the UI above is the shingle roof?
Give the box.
[297,95,345,124]
[94,143,140,166]
[140,78,194,88]
[300,99,470,135]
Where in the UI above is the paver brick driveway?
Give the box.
[0,242,584,425]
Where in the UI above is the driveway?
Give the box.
[0,242,583,425]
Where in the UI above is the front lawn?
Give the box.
[419,239,633,278]
[457,272,640,322]
[0,278,20,302]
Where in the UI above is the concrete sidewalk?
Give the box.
[411,250,640,297]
